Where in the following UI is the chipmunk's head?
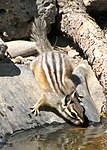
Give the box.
[58,91,85,125]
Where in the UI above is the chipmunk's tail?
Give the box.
[30,17,53,54]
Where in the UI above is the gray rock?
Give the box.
[0,60,105,136]
[0,63,65,136]
[6,40,38,58]
[83,0,107,11]
[36,0,57,32]
[72,61,105,122]
[0,0,57,41]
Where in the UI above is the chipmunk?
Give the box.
[30,51,85,125]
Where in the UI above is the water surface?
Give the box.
[1,123,107,150]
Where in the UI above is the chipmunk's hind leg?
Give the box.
[30,94,46,116]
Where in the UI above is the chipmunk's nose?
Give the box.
[80,118,84,124]
[74,118,84,125]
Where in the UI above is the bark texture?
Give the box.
[58,0,107,96]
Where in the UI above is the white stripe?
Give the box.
[42,53,56,92]
[61,53,66,88]
[70,105,82,121]
[65,108,75,118]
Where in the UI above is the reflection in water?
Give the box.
[1,123,107,150]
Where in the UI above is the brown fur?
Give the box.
[30,51,85,125]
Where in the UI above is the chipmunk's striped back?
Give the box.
[30,51,85,125]
[30,51,74,95]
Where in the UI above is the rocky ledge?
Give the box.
[0,60,105,138]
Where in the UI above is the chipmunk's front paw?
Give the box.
[30,106,40,116]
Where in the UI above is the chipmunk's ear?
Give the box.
[62,91,83,107]
[69,91,78,103]
[71,91,83,103]
[62,91,77,106]
[72,91,77,98]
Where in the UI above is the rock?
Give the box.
[6,40,38,58]
[0,136,7,145]
[0,38,7,59]
[0,63,65,136]
[0,0,57,41]
[72,61,105,122]
[83,0,107,11]
[36,0,57,32]
[0,60,105,137]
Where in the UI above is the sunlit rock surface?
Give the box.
[0,61,105,136]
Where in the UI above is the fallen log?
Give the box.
[59,0,107,96]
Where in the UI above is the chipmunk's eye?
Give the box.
[64,94,70,106]
[71,112,77,118]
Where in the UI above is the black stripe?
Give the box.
[52,52,65,95]
[65,107,75,119]
[59,53,63,86]
[58,53,66,94]
[72,104,82,120]
[45,53,57,92]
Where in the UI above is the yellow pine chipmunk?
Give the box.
[30,51,85,125]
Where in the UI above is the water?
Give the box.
[1,123,107,150]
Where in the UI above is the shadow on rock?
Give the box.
[0,61,21,77]
[71,74,81,87]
